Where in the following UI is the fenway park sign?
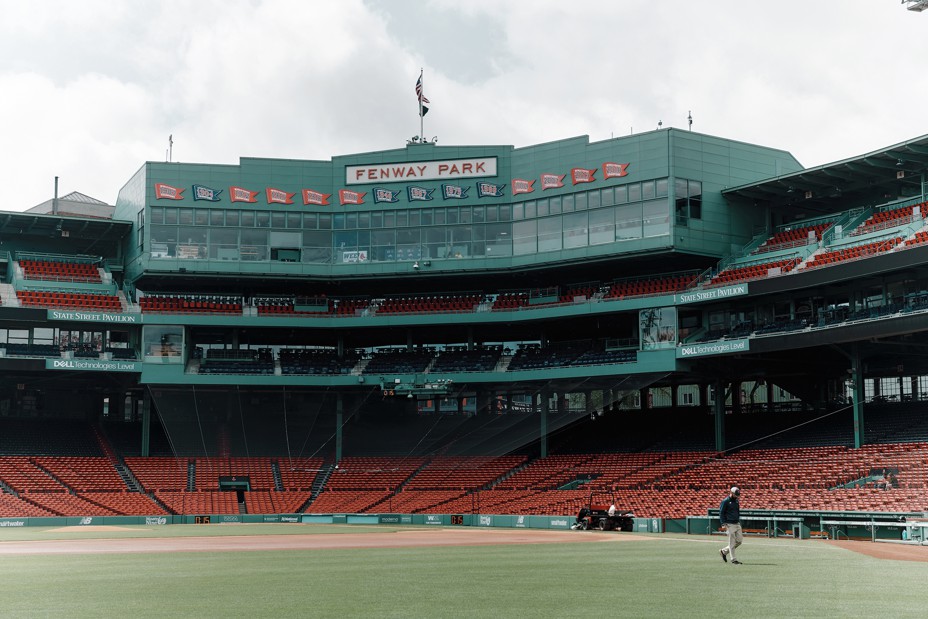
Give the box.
[346,157,497,185]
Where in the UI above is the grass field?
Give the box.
[1,525,925,618]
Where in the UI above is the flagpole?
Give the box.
[419,69,424,141]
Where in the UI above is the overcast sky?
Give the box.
[0,0,925,212]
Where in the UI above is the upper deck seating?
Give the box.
[802,237,902,270]
[754,222,832,253]
[377,293,483,314]
[140,293,242,314]
[19,259,102,283]
[708,257,800,286]
[603,274,698,299]
[853,203,921,236]
[16,290,121,312]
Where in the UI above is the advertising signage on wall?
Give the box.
[46,358,141,372]
[346,157,498,185]
[48,310,140,324]
[674,284,748,305]
[676,339,750,358]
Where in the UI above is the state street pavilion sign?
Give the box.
[346,157,497,185]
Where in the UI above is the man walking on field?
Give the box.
[719,486,743,565]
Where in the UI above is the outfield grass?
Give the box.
[2,527,925,618]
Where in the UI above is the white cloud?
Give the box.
[0,0,925,211]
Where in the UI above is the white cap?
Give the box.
[731,486,740,494]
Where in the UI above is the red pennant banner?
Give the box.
[229,186,259,203]
[540,173,566,190]
[602,162,630,179]
[154,183,184,200]
[266,188,295,205]
[571,168,597,185]
[338,189,366,205]
[302,189,332,206]
[512,178,535,195]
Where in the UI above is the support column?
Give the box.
[141,390,151,457]
[851,348,865,448]
[714,380,726,452]
[540,390,549,458]
[335,393,344,463]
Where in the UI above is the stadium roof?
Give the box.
[723,133,928,214]
[26,191,115,219]
[0,209,132,246]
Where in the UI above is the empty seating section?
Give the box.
[755,223,832,253]
[492,291,529,310]
[19,259,102,283]
[507,343,585,370]
[124,457,190,492]
[377,293,483,314]
[430,346,503,372]
[276,457,326,490]
[255,296,335,316]
[905,230,928,248]
[305,456,427,514]
[604,273,698,299]
[199,348,274,374]
[16,290,122,311]
[854,203,922,235]
[194,458,277,490]
[802,237,902,270]
[709,258,800,286]
[363,348,433,374]
[280,349,361,375]
[139,293,242,314]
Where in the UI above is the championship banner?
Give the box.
[603,162,630,179]
[266,188,295,205]
[338,189,366,205]
[407,186,434,202]
[229,186,259,203]
[192,184,222,202]
[571,168,597,185]
[442,184,468,199]
[540,173,565,190]
[512,178,535,195]
[154,183,184,200]
[302,189,331,206]
[476,182,505,198]
[372,188,400,204]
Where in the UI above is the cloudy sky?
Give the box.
[0,0,925,211]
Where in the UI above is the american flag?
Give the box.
[415,71,429,117]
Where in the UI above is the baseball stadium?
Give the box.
[2,124,928,617]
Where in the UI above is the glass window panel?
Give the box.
[318,213,332,229]
[178,209,193,225]
[499,205,511,221]
[562,212,587,249]
[551,197,564,215]
[538,217,562,252]
[302,230,330,263]
[383,211,395,228]
[656,178,668,197]
[616,203,643,239]
[576,193,588,210]
[486,206,498,222]
[446,208,458,224]
[589,207,615,245]
[150,207,164,225]
[513,219,537,256]
[370,212,382,228]
[628,183,641,202]
[537,201,549,217]
[524,202,536,218]
[471,206,484,223]
[601,187,614,206]
[225,210,240,226]
[287,213,302,228]
[484,223,510,257]
[513,203,524,220]
[408,211,420,227]
[209,228,239,259]
[588,191,600,209]
[643,199,670,237]
[432,209,445,225]
[164,208,178,224]
[346,213,358,229]
[419,210,431,226]
[256,212,270,228]
[642,181,656,200]
[195,209,209,225]
[271,212,286,228]
[333,214,345,229]
[425,227,447,258]
[241,211,255,227]
[396,210,408,227]
[459,207,471,224]
[614,186,628,204]
[358,212,370,228]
